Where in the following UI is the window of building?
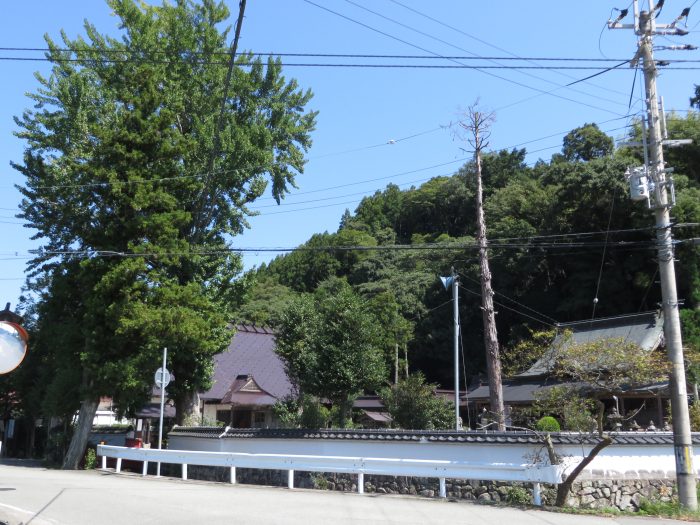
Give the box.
[216,409,231,425]
[253,412,266,427]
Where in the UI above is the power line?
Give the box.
[457,271,559,325]
[0,116,647,216]
[248,175,439,209]
[388,0,633,99]
[8,54,700,70]
[13,224,695,253]
[341,0,631,110]
[19,238,667,258]
[0,47,645,61]
[308,126,443,159]
[457,283,557,328]
[301,0,630,117]
[12,46,700,64]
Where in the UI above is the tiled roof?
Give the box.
[168,426,699,446]
[353,396,385,409]
[468,379,562,404]
[200,325,293,402]
[518,311,664,379]
[220,376,279,406]
[136,402,176,419]
[467,378,668,404]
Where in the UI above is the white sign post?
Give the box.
[155,347,169,477]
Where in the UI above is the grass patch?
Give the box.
[637,496,700,520]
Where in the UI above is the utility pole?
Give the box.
[440,268,461,430]
[610,1,697,509]
[459,106,505,431]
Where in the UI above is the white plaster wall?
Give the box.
[167,432,700,480]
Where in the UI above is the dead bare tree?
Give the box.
[457,104,505,430]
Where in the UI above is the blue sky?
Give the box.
[1,1,699,308]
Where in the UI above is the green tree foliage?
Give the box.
[525,333,669,506]
[534,415,561,432]
[380,372,454,430]
[233,274,297,327]
[561,123,614,162]
[275,284,386,427]
[11,0,316,467]
[248,110,700,389]
[681,309,700,389]
[272,394,330,429]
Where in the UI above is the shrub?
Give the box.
[505,485,531,505]
[380,372,454,430]
[84,448,97,470]
[535,416,560,432]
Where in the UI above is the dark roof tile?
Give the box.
[168,426,700,446]
[201,326,292,402]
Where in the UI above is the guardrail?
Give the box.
[96,444,562,505]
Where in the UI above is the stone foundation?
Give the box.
[176,465,676,511]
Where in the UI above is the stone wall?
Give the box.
[179,465,677,511]
[564,479,675,510]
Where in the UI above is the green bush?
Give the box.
[505,485,531,505]
[535,416,560,432]
[84,448,97,470]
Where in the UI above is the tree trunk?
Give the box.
[62,397,99,469]
[394,343,399,385]
[555,436,612,506]
[175,390,200,426]
[336,397,353,428]
[404,344,409,379]
[473,119,505,431]
[26,417,36,458]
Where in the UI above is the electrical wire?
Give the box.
[590,187,618,320]
[457,271,559,325]
[388,0,634,100]
[457,283,557,328]
[458,319,470,428]
[0,47,647,61]
[8,115,638,200]
[302,0,631,117]
[9,56,674,69]
[309,126,443,159]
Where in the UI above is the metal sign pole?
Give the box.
[157,347,167,477]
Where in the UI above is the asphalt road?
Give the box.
[0,462,692,525]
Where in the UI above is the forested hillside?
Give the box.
[236,117,700,388]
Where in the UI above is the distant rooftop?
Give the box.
[517,310,664,379]
[200,325,293,402]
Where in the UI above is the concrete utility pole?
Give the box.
[440,268,461,430]
[460,106,505,431]
[450,267,461,430]
[610,1,697,509]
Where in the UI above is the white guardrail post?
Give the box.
[96,444,562,506]
[533,482,542,506]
